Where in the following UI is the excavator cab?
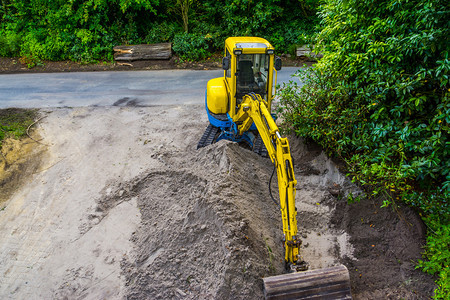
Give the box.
[198,37,352,299]
[235,54,269,100]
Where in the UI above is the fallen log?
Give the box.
[113,43,172,61]
[263,265,352,299]
[296,45,323,59]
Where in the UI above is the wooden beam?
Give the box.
[296,45,323,59]
[113,43,172,61]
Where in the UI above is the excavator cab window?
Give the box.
[235,54,269,103]
[225,49,231,78]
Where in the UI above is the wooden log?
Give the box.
[113,43,172,61]
[296,45,323,59]
[263,265,352,300]
[296,46,311,57]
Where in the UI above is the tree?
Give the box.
[170,0,194,33]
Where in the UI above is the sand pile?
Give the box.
[90,133,368,299]
[89,141,282,299]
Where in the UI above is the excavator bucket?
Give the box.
[263,265,352,299]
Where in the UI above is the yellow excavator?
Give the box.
[198,37,352,299]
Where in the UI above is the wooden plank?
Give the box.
[296,46,311,57]
[113,43,172,61]
[296,45,323,59]
[263,265,352,299]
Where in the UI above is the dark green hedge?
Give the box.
[278,0,449,297]
[0,0,320,63]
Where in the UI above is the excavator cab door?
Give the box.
[222,56,230,70]
[235,53,269,103]
[274,56,282,71]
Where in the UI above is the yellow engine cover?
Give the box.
[207,78,228,114]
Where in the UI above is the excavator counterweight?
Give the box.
[198,37,352,299]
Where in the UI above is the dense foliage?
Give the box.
[278,0,449,297]
[0,0,320,64]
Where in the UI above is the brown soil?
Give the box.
[336,197,435,299]
[0,55,310,74]
[290,138,436,299]
[0,124,47,205]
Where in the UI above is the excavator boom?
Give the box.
[234,93,303,269]
[233,93,352,298]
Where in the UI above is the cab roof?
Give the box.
[225,37,274,53]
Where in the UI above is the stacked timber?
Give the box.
[296,45,323,59]
[113,43,172,61]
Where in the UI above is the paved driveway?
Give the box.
[0,67,302,108]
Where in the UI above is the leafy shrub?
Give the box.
[173,32,211,61]
[277,0,449,297]
[0,0,158,63]
[0,0,322,63]
[266,20,319,54]
[418,216,450,298]
[145,21,181,44]
[0,30,21,56]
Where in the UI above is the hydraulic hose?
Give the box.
[269,163,279,207]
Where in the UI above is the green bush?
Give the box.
[418,216,450,298]
[173,32,211,61]
[265,21,318,54]
[277,0,449,297]
[0,0,160,63]
[0,0,321,63]
[0,30,21,57]
[145,21,181,44]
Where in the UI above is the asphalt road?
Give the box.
[0,67,302,108]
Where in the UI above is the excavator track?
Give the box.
[198,125,269,158]
[252,133,268,158]
[197,124,220,149]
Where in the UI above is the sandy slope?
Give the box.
[0,106,204,298]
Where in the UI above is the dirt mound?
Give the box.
[87,141,280,299]
[91,136,435,299]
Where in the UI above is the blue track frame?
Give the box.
[205,90,256,148]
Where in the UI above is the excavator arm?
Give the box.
[234,93,304,270]
[234,93,352,299]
